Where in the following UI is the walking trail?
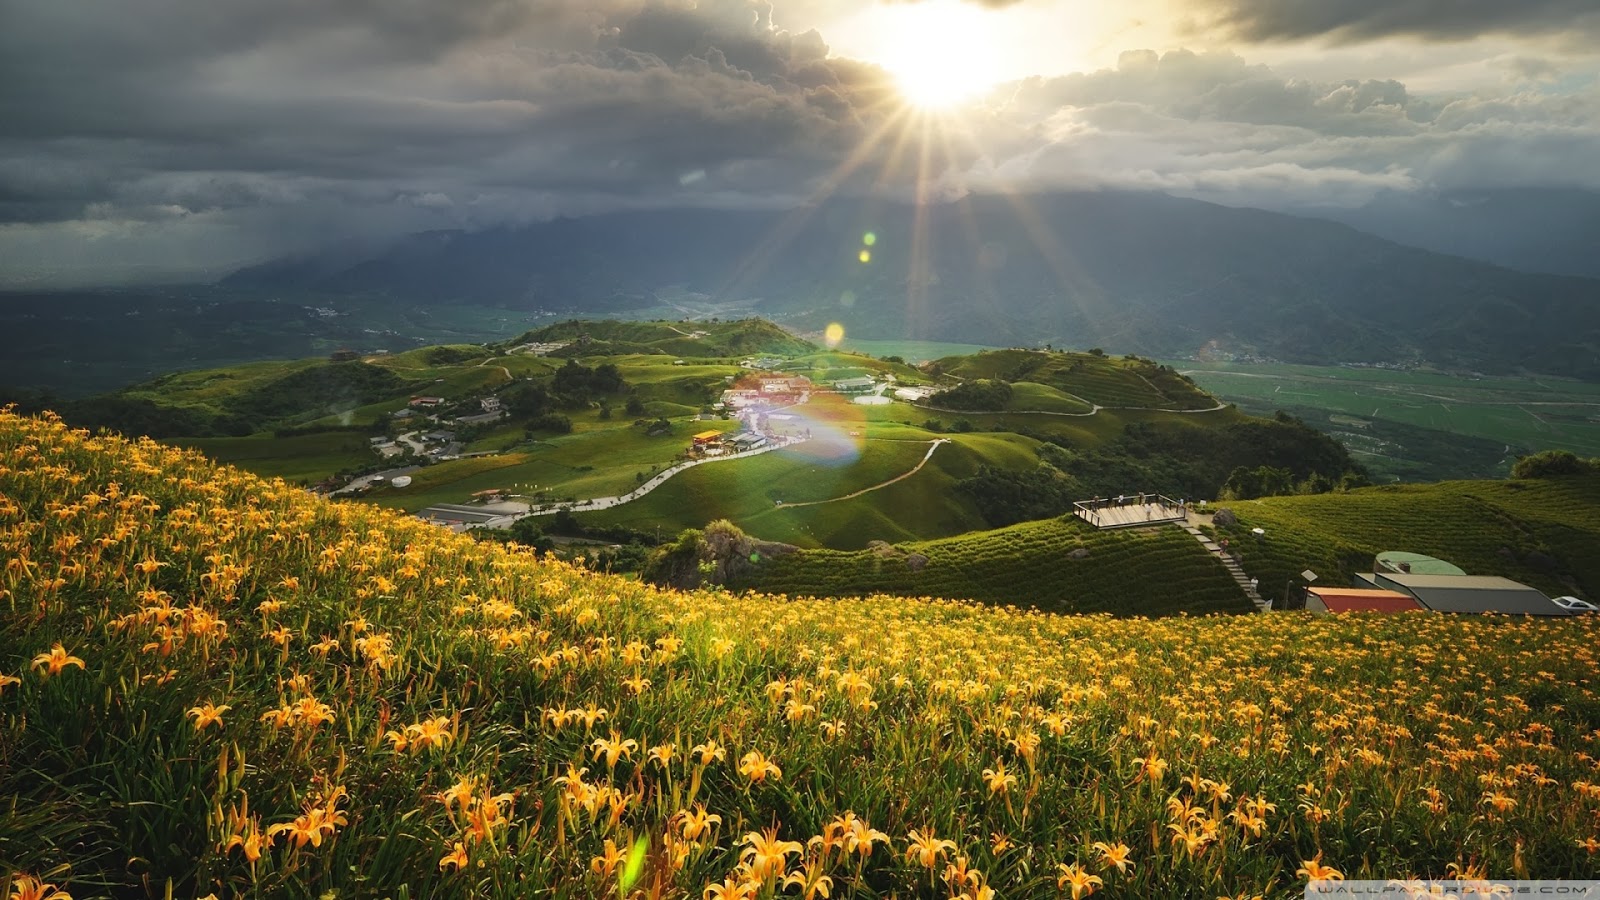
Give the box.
[774,439,949,508]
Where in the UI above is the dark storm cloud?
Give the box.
[0,0,900,239]
[0,0,1597,284]
[1188,0,1600,43]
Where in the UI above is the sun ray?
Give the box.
[714,103,914,302]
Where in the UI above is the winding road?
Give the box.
[514,437,807,518]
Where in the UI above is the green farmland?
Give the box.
[1180,361,1600,481]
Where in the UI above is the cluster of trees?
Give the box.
[1511,449,1600,479]
[930,379,1013,411]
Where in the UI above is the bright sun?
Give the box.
[877,0,1001,109]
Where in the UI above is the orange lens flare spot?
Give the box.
[824,323,845,347]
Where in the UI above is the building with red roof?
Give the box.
[1306,587,1424,614]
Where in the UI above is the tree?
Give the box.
[1512,449,1597,479]
[625,396,646,417]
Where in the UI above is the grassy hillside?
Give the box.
[514,318,816,358]
[5,410,1600,899]
[932,349,1216,411]
[1211,472,1600,606]
[733,518,1254,617]
[580,428,1040,547]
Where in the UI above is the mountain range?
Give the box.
[228,190,1600,379]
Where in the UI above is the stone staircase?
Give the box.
[1181,522,1270,612]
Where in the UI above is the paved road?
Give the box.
[515,436,807,518]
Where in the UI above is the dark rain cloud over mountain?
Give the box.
[0,0,1596,284]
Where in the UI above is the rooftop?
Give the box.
[1307,587,1423,613]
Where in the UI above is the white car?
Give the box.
[1552,596,1599,614]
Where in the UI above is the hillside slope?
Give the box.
[3,411,1600,897]
[226,191,1600,379]
[1212,472,1600,606]
[730,517,1254,616]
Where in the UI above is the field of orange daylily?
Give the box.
[2,407,1600,899]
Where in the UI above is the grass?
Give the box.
[939,349,1215,411]
[581,437,970,547]
[367,423,711,513]
[1005,382,1096,414]
[6,409,1600,899]
[836,339,997,364]
[734,518,1254,617]
[177,432,376,483]
[1210,472,1600,607]
[1179,362,1600,460]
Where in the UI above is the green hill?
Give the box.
[929,348,1216,411]
[513,318,816,359]
[730,516,1254,616]
[1212,470,1600,606]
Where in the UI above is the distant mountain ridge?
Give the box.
[226,191,1600,380]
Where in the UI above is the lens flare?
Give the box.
[863,232,877,247]
[858,250,872,264]
[825,323,845,347]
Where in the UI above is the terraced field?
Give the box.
[1212,472,1600,606]
[734,517,1253,616]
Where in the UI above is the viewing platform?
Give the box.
[1073,495,1187,529]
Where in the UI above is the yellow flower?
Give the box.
[1576,837,1599,854]
[648,743,676,769]
[591,838,626,879]
[187,702,231,731]
[738,749,782,784]
[982,760,1017,795]
[703,874,758,900]
[1092,841,1134,873]
[1133,753,1167,783]
[7,875,73,900]
[1297,854,1344,881]
[591,730,639,770]
[692,740,726,765]
[678,804,723,842]
[31,643,85,678]
[905,829,956,868]
[1057,862,1103,899]
[224,821,266,864]
[740,826,803,883]
[439,842,468,872]
[0,673,20,693]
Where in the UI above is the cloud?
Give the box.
[1186,0,1600,43]
[961,48,1600,209]
[0,1,1596,284]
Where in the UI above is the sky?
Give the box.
[1,0,1597,286]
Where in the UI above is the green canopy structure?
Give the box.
[1376,551,1467,576]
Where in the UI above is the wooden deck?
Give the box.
[1073,501,1188,530]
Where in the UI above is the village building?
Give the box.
[1356,572,1571,616]
[480,396,502,413]
[409,396,446,408]
[691,430,723,448]
[728,432,767,452]
[833,376,876,393]
[1305,587,1424,614]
